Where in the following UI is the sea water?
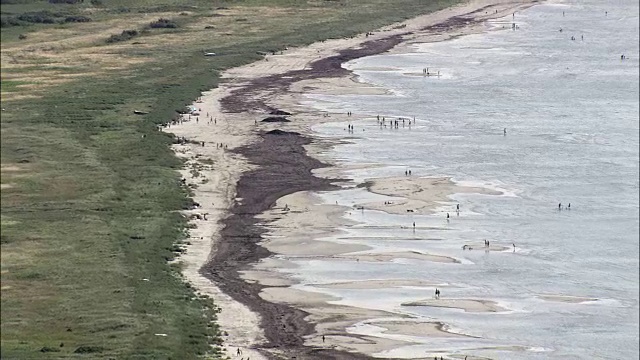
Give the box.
[286,1,639,359]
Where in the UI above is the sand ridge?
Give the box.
[358,176,503,215]
[402,298,509,313]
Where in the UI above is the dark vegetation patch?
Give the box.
[106,29,138,43]
[261,116,290,123]
[48,0,84,3]
[148,18,178,29]
[73,345,105,354]
[1,11,91,27]
[39,346,61,353]
[265,129,299,136]
[269,109,292,115]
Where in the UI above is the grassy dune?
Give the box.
[0,0,458,358]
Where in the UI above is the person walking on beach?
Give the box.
[322,335,325,343]
[558,202,562,210]
[446,213,450,220]
[504,127,507,136]
[567,203,571,209]
[513,243,516,251]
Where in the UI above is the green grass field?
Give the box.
[1,0,458,358]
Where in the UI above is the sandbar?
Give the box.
[371,320,476,338]
[538,295,598,303]
[402,298,508,313]
[359,176,502,215]
[337,251,460,263]
[314,279,443,290]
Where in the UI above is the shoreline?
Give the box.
[165,1,539,359]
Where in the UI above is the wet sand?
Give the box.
[538,295,598,303]
[402,298,508,313]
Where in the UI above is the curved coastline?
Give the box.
[166,1,539,359]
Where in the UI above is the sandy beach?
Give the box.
[164,0,538,358]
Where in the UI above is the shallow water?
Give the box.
[287,1,639,358]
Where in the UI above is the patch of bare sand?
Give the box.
[256,284,416,354]
[260,287,338,306]
[1,184,14,190]
[313,279,442,290]
[305,306,413,354]
[337,251,460,263]
[165,87,267,360]
[538,295,598,303]
[0,93,42,102]
[291,76,392,96]
[360,176,502,215]
[0,165,25,172]
[309,333,410,356]
[257,191,369,257]
[370,320,477,338]
[402,298,508,313]
[240,270,296,287]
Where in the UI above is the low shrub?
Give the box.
[106,29,138,43]
[148,18,178,29]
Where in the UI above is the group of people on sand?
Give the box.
[375,114,416,129]
[558,202,571,210]
[422,67,441,77]
[461,240,516,252]
[449,204,519,252]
